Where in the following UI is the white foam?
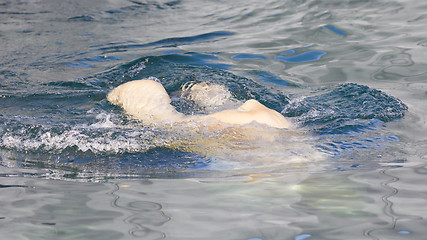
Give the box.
[0,124,163,154]
[89,113,116,129]
[181,81,234,110]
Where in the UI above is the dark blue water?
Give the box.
[1,0,426,239]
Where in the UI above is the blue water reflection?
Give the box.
[275,49,326,63]
[323,25,347,36]
[295,234,312,240]
[231,53,268,60]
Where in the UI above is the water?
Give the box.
[1,0,426,239]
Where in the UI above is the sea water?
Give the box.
[1,0,426,239]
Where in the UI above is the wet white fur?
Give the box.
[107,79,290,129]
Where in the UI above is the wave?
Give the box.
[0,53,408,178]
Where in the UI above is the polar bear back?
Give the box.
[206,99,290,129]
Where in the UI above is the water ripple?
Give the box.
[96,31,233,53]
[111,184,170,239]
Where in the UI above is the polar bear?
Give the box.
[105,79,326,166]
[107,79,291,129]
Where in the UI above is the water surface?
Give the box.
[1,0,427,239]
